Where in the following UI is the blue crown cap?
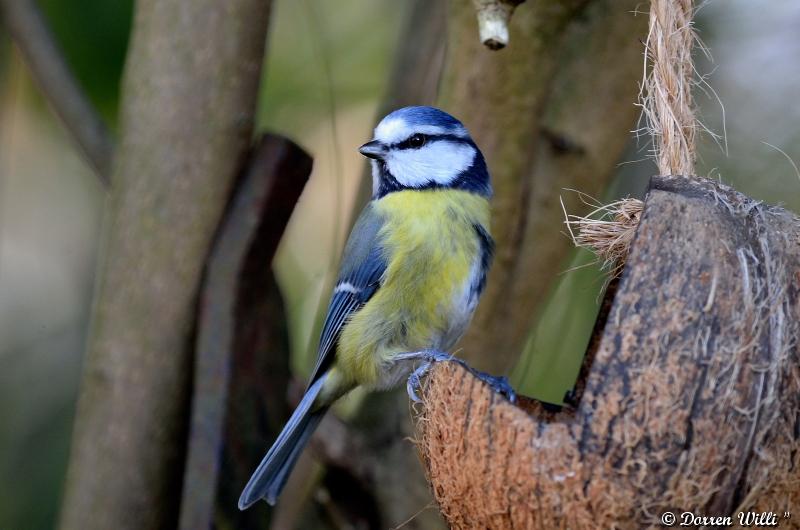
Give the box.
[384,106,465,131]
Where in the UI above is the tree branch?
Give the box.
[0,0,114,184]
[310,407,375,485]
[178,135,312,530]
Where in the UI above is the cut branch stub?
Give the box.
[472,0,526,50]
[418,175,800,529]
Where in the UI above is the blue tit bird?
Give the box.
[238,106,513,510]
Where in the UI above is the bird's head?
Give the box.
[359,106,491,199]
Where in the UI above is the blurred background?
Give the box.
[1,0,799,528]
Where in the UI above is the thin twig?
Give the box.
[762,141,800,184]
[0,0,114,185]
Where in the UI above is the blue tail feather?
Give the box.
[263,412,324,503]
[238,375,328,509]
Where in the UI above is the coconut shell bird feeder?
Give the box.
[415,2,800,528]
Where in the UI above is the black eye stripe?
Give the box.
[391,133,472,150]
[404,133,426,149]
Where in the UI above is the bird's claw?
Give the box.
[467,369,517,404]
[406,361,429,403]
[398,350,517,404]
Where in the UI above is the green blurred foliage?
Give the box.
[38,0,133,121]
[511,158,653,402]
[256,0,401,139]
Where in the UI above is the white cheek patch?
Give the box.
[374,119,468,145]
[370,160,381,195]
[386,141,476,188]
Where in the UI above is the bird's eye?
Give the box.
[407,134,426,148]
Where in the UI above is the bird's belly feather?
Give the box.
[336,190,488,390]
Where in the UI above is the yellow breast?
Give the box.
[336,189,490,388]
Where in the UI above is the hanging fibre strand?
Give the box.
[641,0,697,176]
[567,0,699,271]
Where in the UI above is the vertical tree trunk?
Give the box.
[442,0,647,374]
[58,2,272,529]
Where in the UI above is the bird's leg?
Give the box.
[396,350,517,404]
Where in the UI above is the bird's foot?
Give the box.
[396,350,517,404]
[468,368,517,404]
[398,350,452,403]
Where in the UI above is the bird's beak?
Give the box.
[359,140,387,160]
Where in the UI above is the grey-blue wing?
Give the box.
[306,203,386,386]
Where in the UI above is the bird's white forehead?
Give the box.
[373,117,467,145]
